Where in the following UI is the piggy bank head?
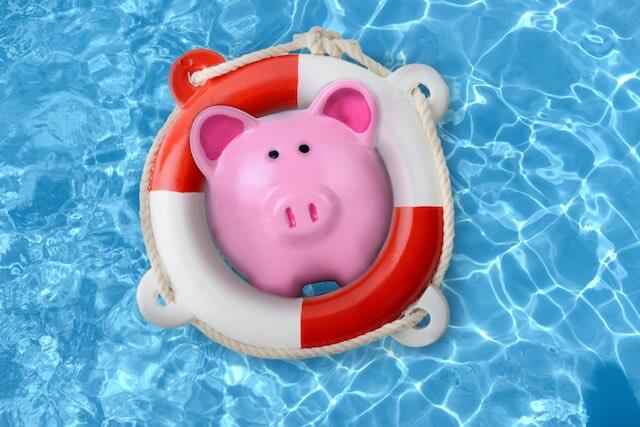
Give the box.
[190,80,393,297]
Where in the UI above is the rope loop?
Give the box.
[141,28,454,358]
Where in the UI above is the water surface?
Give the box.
[1,0,639,425]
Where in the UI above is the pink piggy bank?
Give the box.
[190,80,392,297]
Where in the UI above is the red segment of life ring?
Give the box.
[152,53,299,192]
[302,206,442,347]
[144,48,446,349]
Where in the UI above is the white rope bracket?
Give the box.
[139,27,454,358]
[137,270,193,328]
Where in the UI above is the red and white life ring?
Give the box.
[137,48,450,351]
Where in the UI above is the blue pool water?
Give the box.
[1,0,639,425]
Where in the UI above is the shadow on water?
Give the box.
[585,363,640,426]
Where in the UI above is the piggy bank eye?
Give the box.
[268,150,279,159]
[298,144,310,154]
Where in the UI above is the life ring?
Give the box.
[137,46,451,352]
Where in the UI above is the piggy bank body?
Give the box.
[190,81,392,297]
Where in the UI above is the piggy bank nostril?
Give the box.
[309,203,319,222]
[285,207,296,228]
[270,188,339,236]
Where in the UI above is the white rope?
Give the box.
[139,27,454,358]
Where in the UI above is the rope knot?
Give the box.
[298,26,343,57]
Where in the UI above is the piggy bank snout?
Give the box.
[265,184,339,238]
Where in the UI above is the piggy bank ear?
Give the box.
[190,106,258,175]
[308,80,378,147]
